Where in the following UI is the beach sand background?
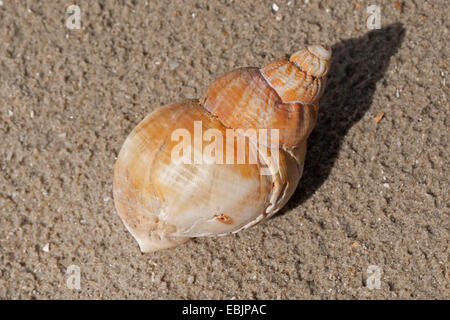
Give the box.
[0,0,448,299]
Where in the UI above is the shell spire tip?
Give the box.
[289,44,332,78]
[308,44,332,61]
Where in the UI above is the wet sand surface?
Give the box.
[0,0,448,298]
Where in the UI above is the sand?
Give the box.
[0,0,448,299]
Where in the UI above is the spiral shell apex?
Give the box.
[290,44,332,78]
[260,45,331,106]
[113,45,331,252]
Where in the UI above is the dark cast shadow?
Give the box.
[278,23,405,215]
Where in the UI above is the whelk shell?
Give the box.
[113,45,332,252]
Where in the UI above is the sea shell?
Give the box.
[113,45,331,252]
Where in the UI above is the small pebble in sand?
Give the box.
[395,88,400,98]
[272,3,279,12]
[43,243,50,252]
[169,60,180,70]
[375,112,384,124]
[0,1,3,7]
[394,1,403,10]
[275,13,283,21]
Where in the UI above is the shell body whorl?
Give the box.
[113,45,331,252]
[113,100,304,252]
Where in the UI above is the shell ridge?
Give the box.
[259,68,316,107]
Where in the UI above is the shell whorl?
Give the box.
[260,45,331,105]
[290,45,331,78]
[203,45,331,148]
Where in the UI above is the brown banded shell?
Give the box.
[113,45,331,252]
